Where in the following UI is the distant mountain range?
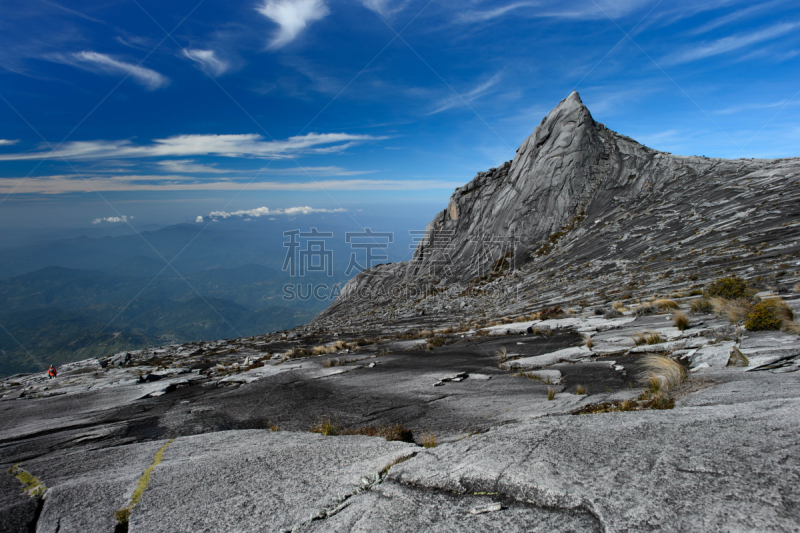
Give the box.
[0,213,428,376]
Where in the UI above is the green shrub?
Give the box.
[744,302,782,331]
[707,276,748,300]
[690,298,713,313]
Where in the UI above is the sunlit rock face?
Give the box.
[317,91,800,330]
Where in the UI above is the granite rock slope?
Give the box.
[316,91,800,332]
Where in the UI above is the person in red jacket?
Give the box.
[47,365,57,379]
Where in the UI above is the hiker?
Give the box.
[48,365,57,379]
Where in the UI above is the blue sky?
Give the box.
[0,0,799,234]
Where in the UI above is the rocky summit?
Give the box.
[2,93,800,533]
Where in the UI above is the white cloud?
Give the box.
[662,22,800,66]
[0,132,387,161]
[195,216,204,223]
[0,139,19,146]
[209,206,346,219]
[72,51,169,90]
[157,159,231,174]
[428,73,502,114]
[182,49,229,76]
[91,215,129,224]
[361,0,411,18]
[257,0,330,49]
[0,176,464,194]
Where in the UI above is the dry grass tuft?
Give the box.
[421,432,437,448]
[672,311,689,331]
[638,355,685,392]
[495,347,508,364]
[612,301,628,312]
[310,417,414,442]
[653,298,679,310]
[310,416,341,436]
[576,384,588,395]
[632,331,665,346]
[583,336,594,350]
[312,344,338,356]
[547,387,556,401]
[711,297,753,324]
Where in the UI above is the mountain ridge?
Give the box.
[314,91,800,331]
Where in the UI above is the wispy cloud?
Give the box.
[714,100,792,115]
[257,0,330,49]
[0,132,387,161]
[182,49,229,76]
[662,22,800,65]
[428,73,502,114]
[0,176,464,194]
[456,0,651,24]
[208,206,346,219]
[257,165,375,176]
[156,159,232,174]
[71,51,169,90]
[91,215,130,224]
[456,2,537,24]
[0,139,19,146]
[361,0,411,18]
[688,1,787,35]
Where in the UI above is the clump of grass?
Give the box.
[576,384,588,395]
[638,355,685,392]
[583,336,594,350]
[794,283,800,293]
[727,347,749,367]
[612,301,628,312]
[572,390,675,414]
[653,298,679,310]
[311,344,337,356]
[707,275,749,299]
[690,298,713,313]
[495,347,508,364]
[421,432,437,448]
[547,388,556,401]
[419,329,434,338]
[635,304,655,316]
[672,311,689,331]
[310,416,342,436]
[603,308,622,319]
[711,297,753,324]
[323,358,345,368]
[311,418,414,443]
[632,331,665,346]
[333,340,349,351]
